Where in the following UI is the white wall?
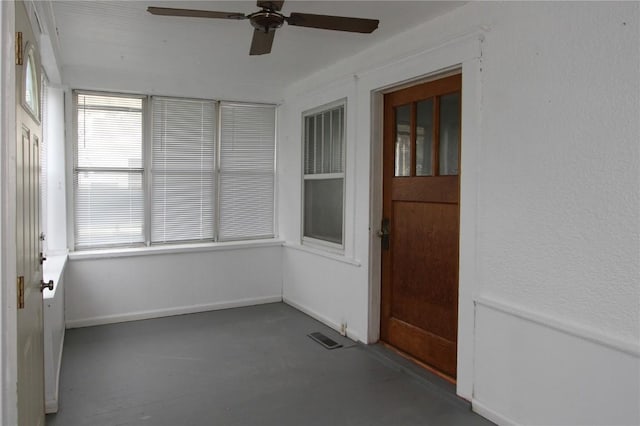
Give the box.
[51,36,286,333]
[44,86,66,255]
[43,255,66,414]
[65,244,283,328]
[278,2,640,425]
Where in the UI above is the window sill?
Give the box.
[283,243,361,267]
[68,239,285,261]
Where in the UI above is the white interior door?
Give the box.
[16,1,45,425]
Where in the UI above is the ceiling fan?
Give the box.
[147,1,379,56]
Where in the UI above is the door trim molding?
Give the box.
[1,1,18,424]
[363,30,484,401]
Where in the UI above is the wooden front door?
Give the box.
[16,1,46,424]
[380,74,461,379]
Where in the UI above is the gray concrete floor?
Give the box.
[47,303,493,426]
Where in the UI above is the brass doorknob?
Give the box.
[40,279,54,292]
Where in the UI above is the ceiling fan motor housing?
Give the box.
[249,10,285,33]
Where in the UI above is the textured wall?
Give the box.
[477,2,639,343]
[279,2,640,424]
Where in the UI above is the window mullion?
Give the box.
[144,95,152,246]
[214,101,222,242]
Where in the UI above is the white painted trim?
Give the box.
[68,239,284,261]
[475,296,640,358]
[44,328,63,414]
[472,399,518,426]
[65,295,283,329]
[0,1,18,424]
[283,243,361,267]
[366,90,384,345]
[64,87,74,251]
[355,27,487,83]
[283,296,363,343]
[456,57,483,402]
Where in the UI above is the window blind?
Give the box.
[151,97,216,243]
[74,93,144,248]
[218,103,275,240]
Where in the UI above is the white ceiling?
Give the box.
[50,1,465,100]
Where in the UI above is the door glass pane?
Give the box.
[394,104,411,177]
[439,93,460,175]
[416,99,434,176]
[24,49,38,117]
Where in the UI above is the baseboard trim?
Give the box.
[66,296,283,329]
[283,297,363,343]
[472,399,518,426]
[475,296,640,357]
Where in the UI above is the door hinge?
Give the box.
[17,276,25,309]
[15,32,23,65]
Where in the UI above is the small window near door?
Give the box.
[302,100,345,248]
[23,44,39,121]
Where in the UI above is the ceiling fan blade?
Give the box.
[250,29,276,55]
[257,1,284,11]
[147,7,246,20]
[287,12,378,33]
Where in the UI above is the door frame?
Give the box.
[362,32,484,400]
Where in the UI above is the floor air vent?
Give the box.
[308,332,342,350]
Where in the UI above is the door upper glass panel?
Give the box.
[391,86,460,177]
[394,104,411,177]
[23,44,39,120]
[416,99,434,176]
[439,93,460,175]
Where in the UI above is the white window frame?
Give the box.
[149,96,218,245]
[217,101,277,242]
[71,90,147,249]
[301,98,347,252]
[69,90,277,251]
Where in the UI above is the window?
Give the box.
[72,91,276,249]
[302,101,345,247]
[219,103,276,240]
[23,44,39,121]
[74,93,145,248]
[151,97,216,243]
